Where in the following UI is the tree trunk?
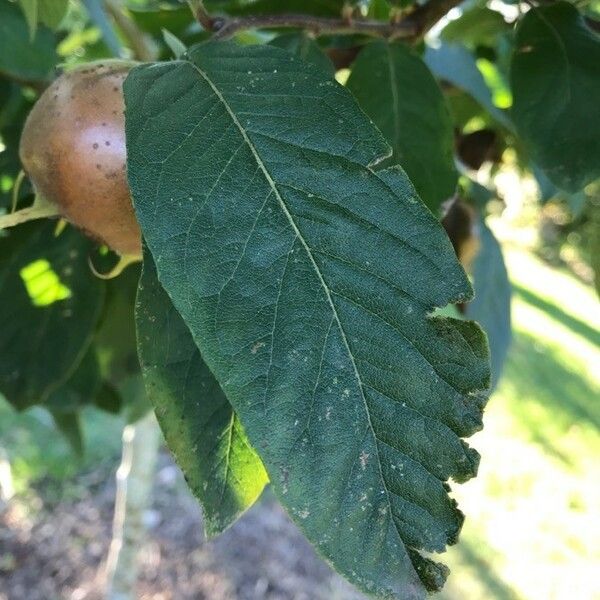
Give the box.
[104,411,161,600]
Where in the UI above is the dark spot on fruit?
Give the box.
[93,143,99,149]
[96,164,102,170]
[102,122,107,127]
[105,141,110,146]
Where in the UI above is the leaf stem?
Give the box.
[186,0,215,31]
[188,0,461,42]
[0,197,59,230]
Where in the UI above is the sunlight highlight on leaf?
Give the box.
[20,259,72,306]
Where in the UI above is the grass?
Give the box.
[0,401,123,496]
[439,243,600,600]
[1,230,598,599]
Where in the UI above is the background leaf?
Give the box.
[38,0,70,30]
[0,222,104,410]
[0,0,57,83]
[347,41,457,211]
[441,7,509,48]
[465,219,512,389]
[510,2,600,191]
[425,41,513,130]
[136,249,268,536]
[18,0,38,39]
[45,348,102,455]
[125,41,490,598]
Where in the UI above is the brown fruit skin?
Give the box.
[19,60,141,256]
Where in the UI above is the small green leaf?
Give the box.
[38,0,70,30]
[136,249,268,536]
[270,33,334,75]
[19,0,68,35]
[369,0,391,19]
[162,28,187,59]
[50,411,84,456]
[347,41,457,211]
[511,2,600,191]
[125,41,490,598]
[0,1,57,82]
[465,220,511,389]
[0,222,104,410]
[442,7,509,48]
[131,6,193,38]
[18,0,38,40]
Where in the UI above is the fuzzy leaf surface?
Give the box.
[136,249,268,536]
[125,41,490,599]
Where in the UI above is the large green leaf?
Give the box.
[0,222,104,410]
[511,2,600,192]
[136,249,268,536]
[347,41,457,212]
[0,1,57,83]
[125,41,490,599]
[270,33,334,76]
[465,220,511,390]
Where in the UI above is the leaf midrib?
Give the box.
[184,59,404,547]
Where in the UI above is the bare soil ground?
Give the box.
[0,451,365,600]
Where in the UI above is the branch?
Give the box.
[213,14,415,40]
[188,0,461,42]
[186,0,215,31]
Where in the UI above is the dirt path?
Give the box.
[0,452,365,600]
